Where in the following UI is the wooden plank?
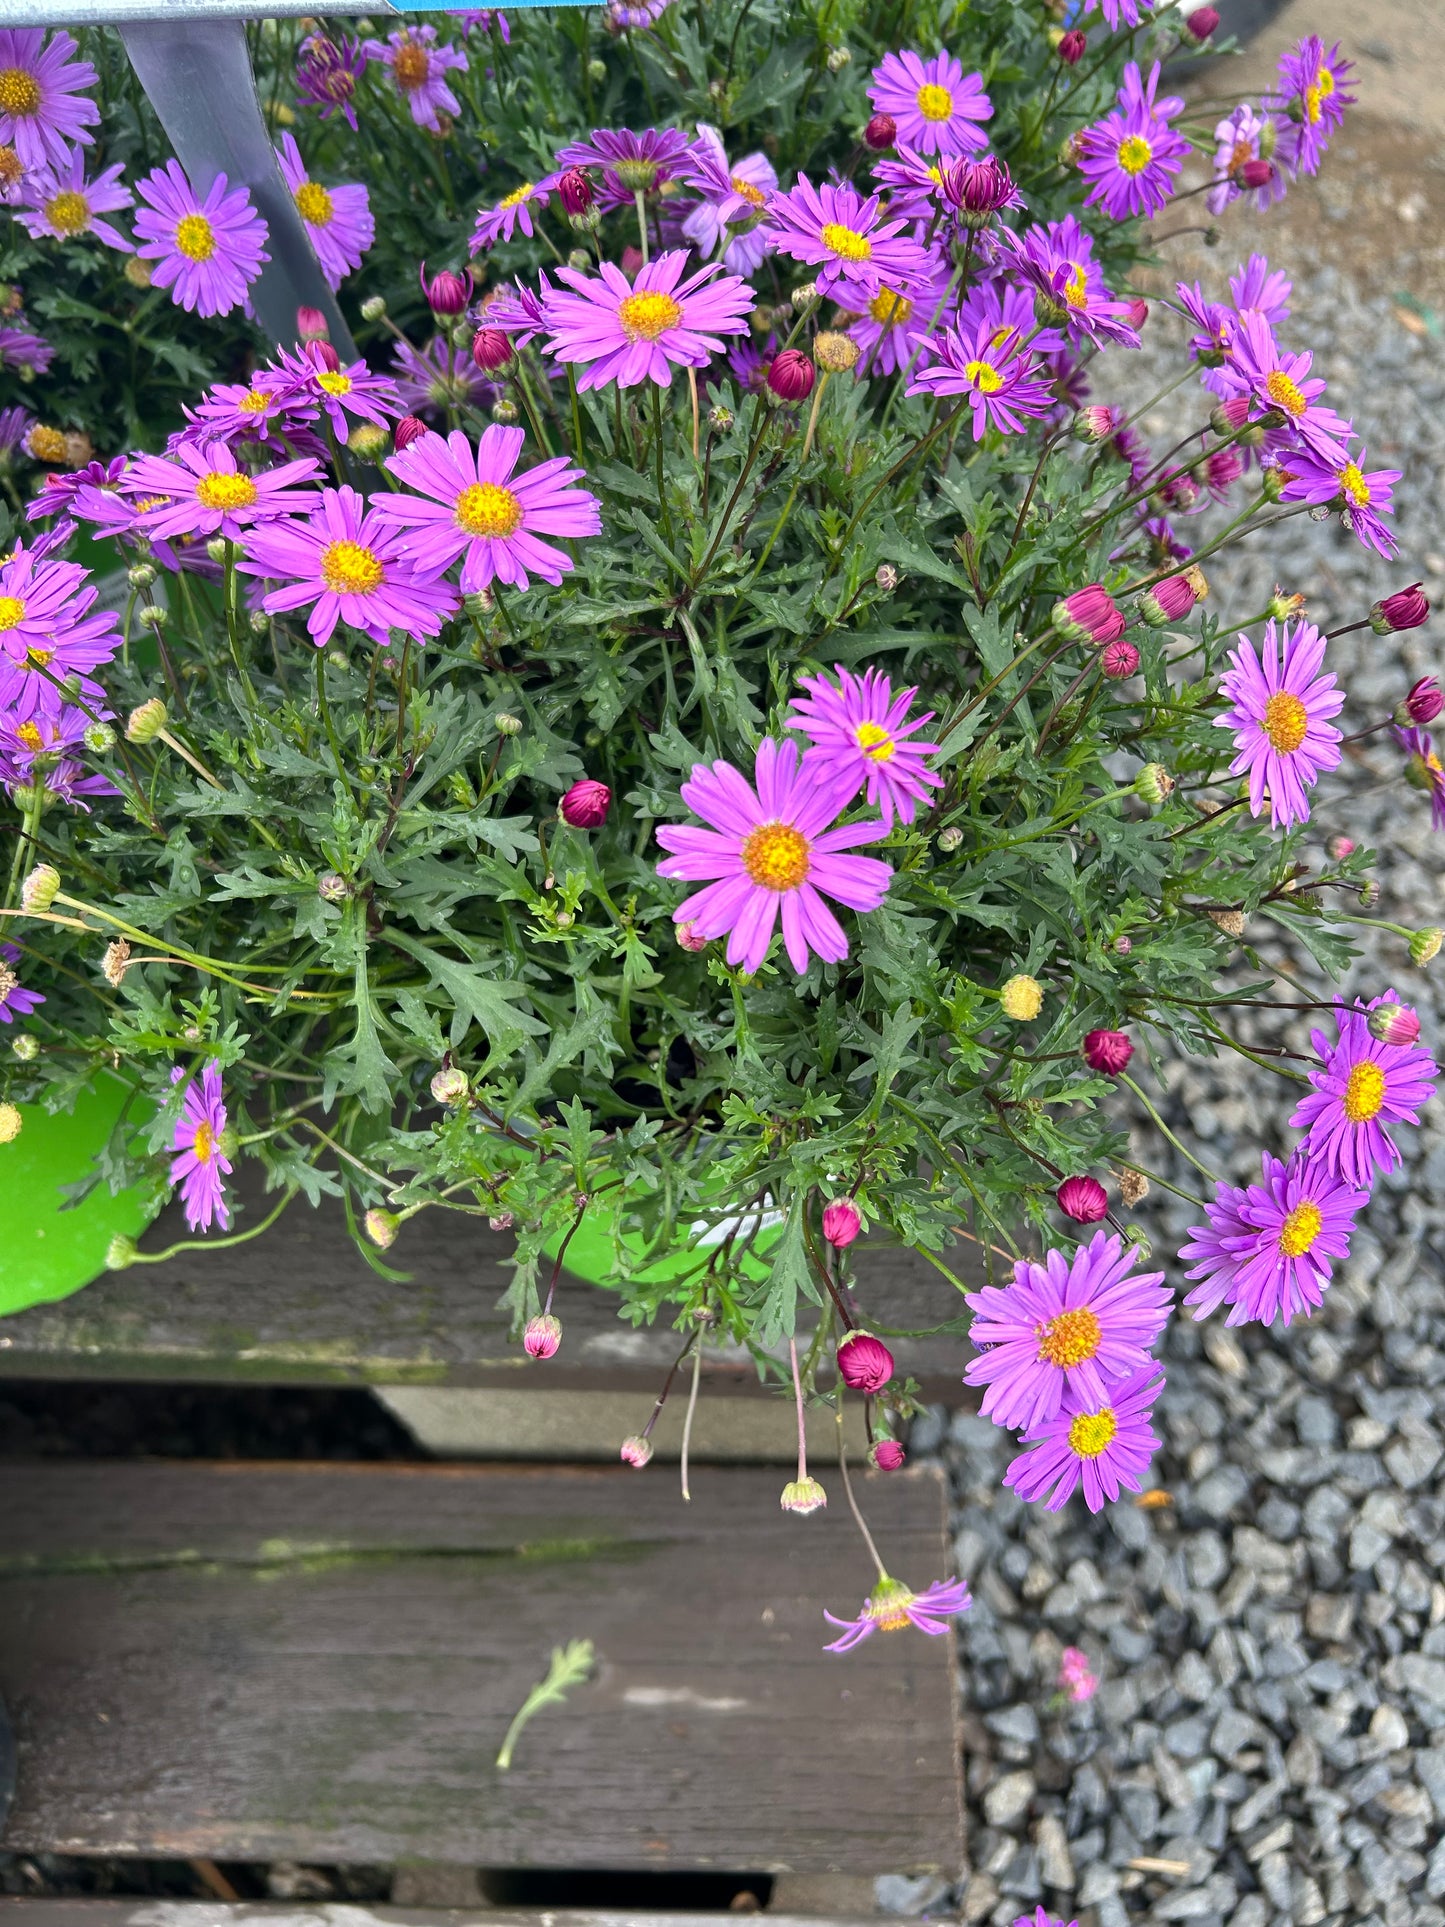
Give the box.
[0,1172,981,1395]
[0,1462,964,1875]
[0,1912,886,1927]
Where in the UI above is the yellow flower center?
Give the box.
[15,721,41,751]
[0,69,41,117]
[1068,1407,1118,1459]
[1339,462,1371,506]
[821,222,873,262]
[174,213,217,262]
[964,358,1003,393]
[317,370,353,396]
[455,481,523,538]
[193,1120,214,1165]
[0,145,22,189]
[393,40,430,90]
[499,182,535,209]
[868,287,913,327]
[320,539,385,596]
[294,180,335,226]
[1064,263,1089,309]
[731,175,766,206]
[1316,65,1336,101]
[238,388,271,415]
[1037,1306,1103,1369]
[854,720,895,763]
[1342,1060,1386,1124]
[44,189,89,233]
[25,425,67,462]
[24,646,51,670]
[1265,368,1306,416]
[915,82,954,122]
[1262,690,1308,753]
[741,821,810,892]
[617,290,682,341]
[1117,134,1153,175]
[0,594,25,632]
[1278,1200,1323,1258]
[194,471,259,512]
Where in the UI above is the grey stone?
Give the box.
[1256,1850,1292,1909]
[984,1703,1040,1747]
[1385,1430,1442,1490]
[875,1874,951,1916]
[1034,1812,1073,1891]
[1225,1898,1267,1927]
[1195,1465,1250,1519]
[1306,1593,1355,1641]
[981,1770,1035,1829]
[1211,1707,1258,1760]
[1363,1702,1410,1756]
[1175,1649,1215,1703]
[1417,1748,1445,1821]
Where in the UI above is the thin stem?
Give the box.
[801,368,829,461]
[679,1336,703,1503]
[126,1187,299,1264]
[836,1407,888,1581]
[634,186,650,265]
[789,1338,809,1485]
[1119,1071,1222,1186]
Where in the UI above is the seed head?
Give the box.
[814,330,860,373]
[1118,1168,1150,1207]
[1135,762,1175,806]
[101,939,132,986]
[11,1033,38,1062]
[1209,908,1246,938]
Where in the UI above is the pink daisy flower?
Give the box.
[1397,725,1445,831]
[866,49,990,157]
[543,249,753,392]
[188,373,298,447]
[1225,310,1349,462]
[787,665,942,827]
[238,484,460,651]
[124,440,323,545]
[843,254,953,378]
[1215,617,1343,830]
[655,738,892,977]
[1180,1150,1367,1329]
[1272,442,1400,560]
[482,275,552,348]
[0,941,44,1024]
[0,703,116,811]
[170,1062,233,1234]
[273,340,403,438]
[15,151,131,249]
[0,29,98,175]
[295,32,366,131]
[1004,1368,1163,1515]
[823,1573,971,1653]
[376,424,600,595]
[274,134,372,290]
[1289,991,1438,1189]
[1207,103,1287,217]
[1267,36,1355,177]
[995,216,1141,350]
[133,160,269,319]
[363,26,467,131]
[554,127,693,210]
[470,175,558,252]
[0,543,120,722]
[764,176,929,304]
[1079,61,1190,220]
[963,1230,1170,1433]
[680,124,776,277]
[907,316,1055,439]
[869,143,960,225]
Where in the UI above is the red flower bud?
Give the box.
[1240,158,1274,189]
[523,1312,562,1359]
[1073,403,1118,444]
[1083,1028,1133,1075]
[767,348,816,402]
[1054,585,1126,648]
[1397,676,1443,726]
[1372,583,1430,634]
[870,1439,907,1471]
[471,326,514,372]
[1210,396,1252,436]
[560,778,611,829]
[557,166,594,215]
[1101,638,1140,679]
[821,1196,862,1247]
[1057,1175,1108,1223]
[394,415,431,450]
[296,304,329,343]
[1121,297,1148,330]
[620,244,645,277]
[863,112,897,151]
[1327,834,1356,860]
[1367,1002,1421,1047]
[675,920,708,952]
[1058,28,1087,64]
[420,262,474,315]
[837,1330,894,1394]
[942,156,1018,224]
[311,341,342,373]
[1186,5,1221,39]
[1137,572,1200,628]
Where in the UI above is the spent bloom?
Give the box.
[133,161,269,319]
[1079,62,1190,221]
[1004,1369,1164,1514]
[1290,991,1438,1189]
[765,175,928,304]
[295,33,366,130]
[655,737,892,977]
[543,250,753,391]
[786,664,942,827]
[274,133,372,290]
[378,424,600,595]
[1216,618,1343,830]
[1180,1150,1368,1328]
[363,26,467,130]
[124,440,323,544]
[866,49,991,157]
[823,1573,971,1653]
[16,152,131,249]
[170,1061,233,1234]
[0,28,99,174]
[964,1230,1170,1433]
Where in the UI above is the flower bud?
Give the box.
[875,563,899,593]
[1073,403,1118,444]
[420,262,473,315]
[707,403,734,432]
[364,1207,400,1249]
[780,1476,827,1514]
[472,326,513,373]
[1057,1175,1108,1224]
[1113,935,1132,955]
[1124,1224,1152,1262]
[870,1439,906,1471]
[495,711,523,735]
[1327,834,1356,861]
[1118,1168,1150,1206]
[557,166,594,215]
[11,1032,38,1062]
[489,1211,515,1231]
[127,562,156,589]
[83,721,116,754]
[1410,927,1442,967]
[124,255,153,289]
[349,422,388,460]
[1053,584,1126,647]
[587,57,607,83]
[310,341,342,374]
[620,1434,653,1468]
[1186,4,1220,37]
[138,604,167,627]
[568,247,592,271]
[523,1312,562,1359]
[1210,396,1252,438]
[1368,1002,1420,1047]
[863,112,897,151]
[0,1102,20,1144]
[1240,158,1274,189]
[360,295,387,321]
[1121,297,1148,331]
[105,1231,138,1268]
[1357,879,1379,908]
[1135,762,1175,806]
[937,824,963,851]
[20,863,59,912]
[1082,1028,1132,1075]
[249,610,270,635]
[1260,465,1287,503]
[560,777,611,828]
[1396,676,1443,726]
[814,330,860,374]
[942,156,1019,226]
[1101,638,1140,679]
[127,698,168,744]
[1372,583,1430,634]
[999,973,1043,1021]
[1137,572,1199,628]
[837,1330,894,1393]
[822,1195,862,1247]
[791,282,819,310]
[296,304,329,342]
[205,536,229,564]
[318,871,350,901]
[675,921,709,952]
[825,45,851,72]
[766,348,815,402]
[1057,27,1087,64]
[431,1064,470,1106]
[491,398,519,425]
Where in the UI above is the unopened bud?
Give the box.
[1397,676,1444,726]
[360,295,387,321]
[707,403,734,432]
[205,536,228,564]
[1410,927,1443,967]
[105,1231,138,1268]
[489,1210,515,1231]
[1057,27,1087,64]
[822,1196,862,1248]
[11,1032,38,1061]
[83,722,116,753]
[814,330,859,374]
[1327,834,1356,861]
[863,112,896,151]
[1135,762,1175,806]
[471,326,513,373]
[126,698,168,744]
[430,1064,470,1106]
[523,1312,562,1359]
[138,603,167,627]
[675,920,708,952]
[491,398,519,425]
[620,1434,653,1468]
[780,1475,827,1514]
[870,1439,906,1470]
[20,864,59,912]
[495,711,523,735]
[296,304,329,342]
[937,824,963,852]
[825,44,851,72]
[875,563,899,593]
[364,1207,400,1249]
[317,872,350,901]
[999,973,1043,1022]
[1368,1002,1420,1047]
[127,562,156,589]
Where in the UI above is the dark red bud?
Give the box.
[394,415,430,450]
[557,166,594,215]
[863,112,897,151]
[471,326,514,372]
[766,348,815,402]
[1058,28,1087,64]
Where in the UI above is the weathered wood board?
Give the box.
[0,1462,964,1875]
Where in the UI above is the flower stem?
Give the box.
[679,1335,703,1503]
[1119,1071,1222,1186]
[836,1407,888,1581]
[789,1338,809,1485]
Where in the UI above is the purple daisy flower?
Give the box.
[16,151,131,249]
[1267,35,1355,177]
[238,484,460,651]
[470,175,558,253]
[1273,442,1400,559]
[133,160,269,319]
[26,454,125,531]
[188,372,298,447]
[679,124,776,277]
[451,10,509,39]
[655,737,892,977]
[1215,617,1343,831]
[1004,1368,1164,1515]
[1079,62,1190,220]
[866,49,990,157]
[391,334,494,416]
[786,665,942,827]
[295,32,366,131]
[0,325,52,374]
[1225,311,1349,461]
[0,941,43,1024]
[605,0,672,27]
[0,543,120,721]
[0,29,99,175]
[376,424,600,595]
[1231,253,1292,325]
[543,249,752,392]
[764,176,929,305]
[844,254,954,378]
[1397,725,1445,831]
[1207,104,1287,217]
[363,26,467,132]
[963,1230,1171,1434]
[956,276,1064,359]
[1180,1150,1368,1330]
[554,127,693,210]
[1290,991,1437,1189]
[1081,0,1154,24]
[274,134,372,291]
[274,340,403,438]
[907,316,1055,438]
[823,1573,971,1654]
[171,1062,233,1234]
[995,216,1141,350]
[124,440,322,545]
[869,143,961,225]
[0,703,116,811]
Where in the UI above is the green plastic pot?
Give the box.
[0,1076,158,1316]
